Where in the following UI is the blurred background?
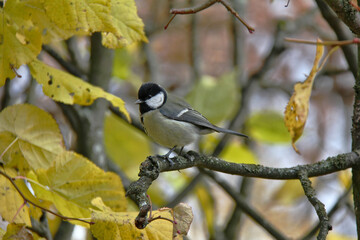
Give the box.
[0,0,356,239]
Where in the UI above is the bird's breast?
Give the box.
[142,110,199,148]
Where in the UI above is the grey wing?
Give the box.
[160,97,217,132]
[161,96,248,138]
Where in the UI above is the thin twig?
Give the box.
[298,171,332,240]
[0,170,94,225]
[315,0,357,79]
[218,0,254,33]
[170,0,217,14]
[285,38,360,46]
[168,0,254,33]
[302,185,352,240]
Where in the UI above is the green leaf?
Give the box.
[0,104,64,172]
[186,74,239,124]
[221,142,257,164]
[246,111,291,144]
[29,60,130,121]
[104,113,151,178]
[112,48,133,80]
[29,151,127,227]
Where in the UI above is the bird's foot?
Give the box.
[157,146,177,166]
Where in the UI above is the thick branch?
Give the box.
[299,171,332,240]
[323,0,360,35]
[315,0,357,79]
[126,151,360,229]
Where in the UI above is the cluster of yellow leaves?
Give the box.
[0,0,147,84]
[284,39,325,154]
[1,0,147,119]
[0,104,191,239]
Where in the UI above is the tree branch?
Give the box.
[302,185,352,240]
[322,0,360,35]
[298,171,332,240]
[201,169,289,240]
[126,150,360,230]
[167,0,254,33]
[315,0,357,79]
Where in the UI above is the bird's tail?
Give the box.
[213,126,249,138]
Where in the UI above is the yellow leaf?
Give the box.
[0,228,5,239]
[29,151,126,226]
[338,169,352,188]
[327,232,356,240]
[246,111,291,143]
[195,185,214,235]
[0,168,31,226]
[3,223,33,240]
[0,5,42,85]
[284,39,324,154]
[1,0,146,85]
[173,203,193,237]
[104,113,151,177]
[0,104,64,172]
[90,197,173,240]
[42,0,115,36]
[272,179,314,205]
[5,0,78,44]
[101,0,148,48]
[29,60,130,121]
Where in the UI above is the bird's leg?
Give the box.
[161,146,177,166]
[179,146,184,156]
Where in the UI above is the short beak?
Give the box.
[135,99,143,104]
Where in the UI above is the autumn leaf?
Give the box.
[29,60,130,121]
[90,197,174,240]
[104,113,151,178]
[101,0,148,48]
[284,39,324,154]
[173,203,193,238]
[195,184,214,235]
[3,223,33,240]
[28,151,126,227]
[0,3,42,85]
[0,104,64,172]
[0,0,146,86]
[0,168,31,226]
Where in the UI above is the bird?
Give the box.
[135,82,248,164]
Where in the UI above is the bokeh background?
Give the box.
[1,0,356,239]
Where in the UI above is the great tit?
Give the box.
[135,82,248,161]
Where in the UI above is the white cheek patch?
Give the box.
[146,92,165,109]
